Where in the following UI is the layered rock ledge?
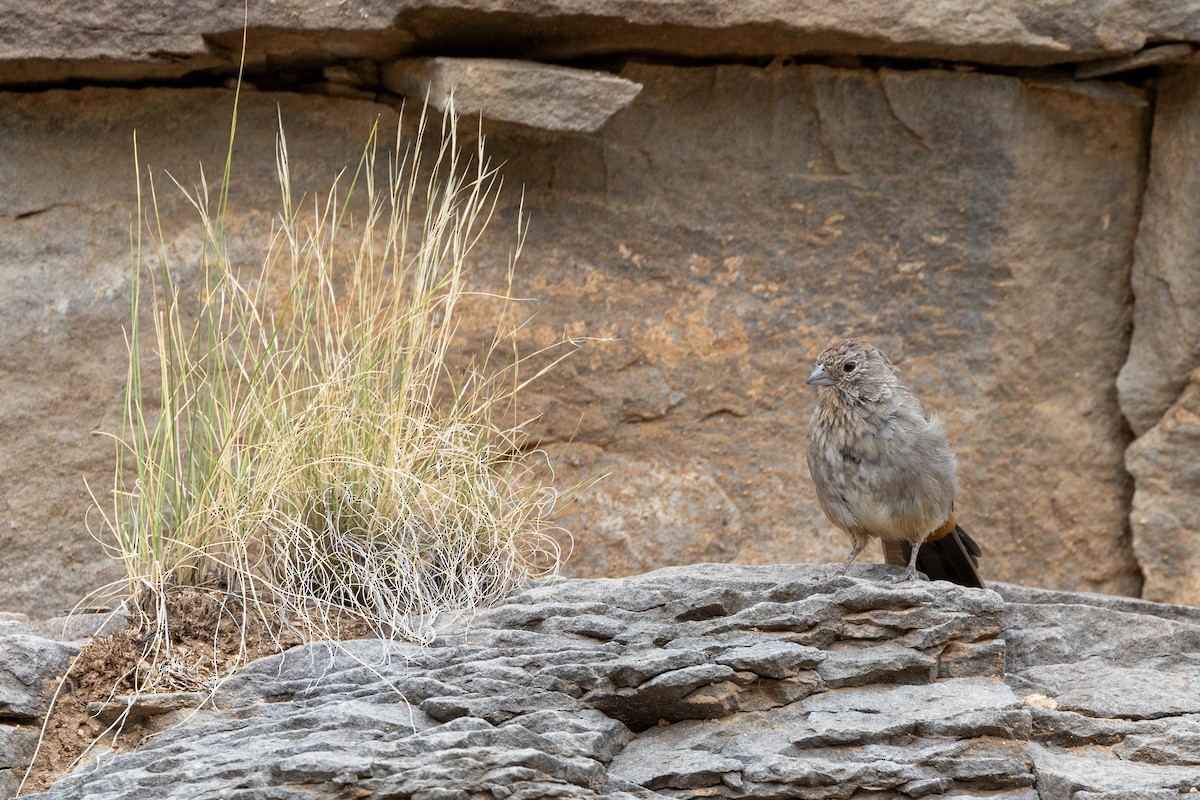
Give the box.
[10,564,1200,799]
[7,0,1200,86]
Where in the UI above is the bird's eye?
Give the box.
[842,362,858,374]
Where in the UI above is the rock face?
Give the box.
[8,0,1200,85]
[1116,65,1200,605]
[0,89,386,617]
[504,64,1145,597]
[999,581,1200,797]
[17,564,1200,799]
[1126,369,1200,604]
[1118,65,1200,437]
[0,62,1148,616]
[14,3,1200,613]
[0,55,1151,616]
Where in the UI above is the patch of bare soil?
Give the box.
[19,589,315,795]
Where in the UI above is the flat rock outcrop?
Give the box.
[16,564,1200,799]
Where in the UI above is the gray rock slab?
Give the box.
[712,640,826,679]
[1075,791,1192,800]
[1032,745,1200,800]
[994,582,1200,626]
[1022,660,1200,720]
[0,611,127,645]
[381,57,643,132]
[20,564,1200,798]
[999,588,1200,675]
[1117,721,1200,766]
[21,566,1016,799]
[609,672,1031,795]
[9,0,1200,81]
[88,691,210,725]
[1026,705,1160,747]
[791,678,1024,746]
[0,724,39,797]
[613,710,1033,796]
[0,636,79,720]
[815,642,937,688]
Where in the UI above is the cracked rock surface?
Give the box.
[17,564,1200,799]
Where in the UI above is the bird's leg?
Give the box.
[903,541,922,582]
[836,541,864,575]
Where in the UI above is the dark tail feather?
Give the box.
[883,526,986,589]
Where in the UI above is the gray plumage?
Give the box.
[805,337,984,587]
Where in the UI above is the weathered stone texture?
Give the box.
[1126,369,1200,604]
[23,565,1028,799]
[492,64,1145,595]
[0,89,385,615]
[998,582,1200,798]
[1116,65,1200,606]
[1118,65,1200,436]
[0,62,1148,615]
[7,0,1200,85]
[380,57,643,131]
[0,636,78,720]
[13,566,1200,799]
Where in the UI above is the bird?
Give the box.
[804,337,985,588]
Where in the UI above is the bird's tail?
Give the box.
[883,525,986,589]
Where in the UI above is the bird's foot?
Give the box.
[816,565,843,584]
[885,568,926,584]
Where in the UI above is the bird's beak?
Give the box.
[806,364,834,386]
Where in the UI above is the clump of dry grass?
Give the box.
[88,98,570,692]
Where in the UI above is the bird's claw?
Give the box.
[885,570,926,584]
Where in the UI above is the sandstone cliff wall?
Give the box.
[3,3,1200,611]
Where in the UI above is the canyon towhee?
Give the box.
[805,337,985,588]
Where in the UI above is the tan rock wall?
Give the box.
[0,90,386,613]
[0,59,1150,614]
[1116,65,1200,605]
[478,65,1145,594]
[12,1,1200,613]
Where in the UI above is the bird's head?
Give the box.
[806,337,899,403]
